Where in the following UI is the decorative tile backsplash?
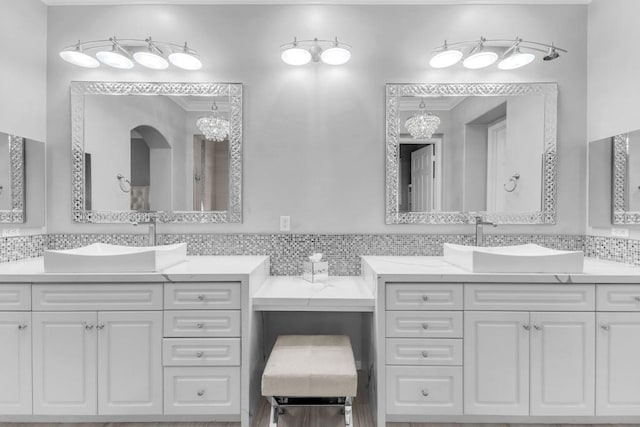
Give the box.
[7,232,638,275]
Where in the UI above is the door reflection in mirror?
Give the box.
[193,135,229,211]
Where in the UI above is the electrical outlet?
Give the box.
[1,229,19,237]
[279,216,290,232]
[612,228,630,238]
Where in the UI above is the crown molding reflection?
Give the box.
[41,0,591,6]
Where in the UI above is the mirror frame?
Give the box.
[0,134,25,224]
[385,82,558,225]
[71,81,243,224]
[612,132,640,224]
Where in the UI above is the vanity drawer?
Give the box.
[597,285,640,311]
[0,284,30,310]
[386,283,463,311]
[164,366,240,415]
[386,311,462,338]
[32,284,163,311]
[164,283,240,310]
[163,338,240,366]
[164,310,241,337]
[465,284,595,311]
[386,338,462,366]
[386,366,462,415]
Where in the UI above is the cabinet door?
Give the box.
[596,312,640,415]
[0,312,31,414]
[97,311,163,415]
[530,312,595,416]
[33,311,98,415]
[464,311,529,415]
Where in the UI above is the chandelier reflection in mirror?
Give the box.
[429,37,566,70]
[405,99,441,139]
[197,101,230,142]
[59,36,202,70]
[280,37,351,65]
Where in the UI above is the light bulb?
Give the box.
[429,49,463,68]
[59,48,100,68]
[96,45,134,69]
[168,51,202,70]
[281,47,312,65]
[320,46,351,65]
[463,51,498,69]
[498,48,535,70]
[134,50,169,70]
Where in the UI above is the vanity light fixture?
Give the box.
[404,99,441,139]
[60,36,202,70]
[430,36,567,70]
[196,101,230,142]
[281,37,351,66]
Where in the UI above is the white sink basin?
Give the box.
[43,242,187,273]
[443,243,584,273]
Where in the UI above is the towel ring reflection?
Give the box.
[504,173,520,192]
[116,173,131,193]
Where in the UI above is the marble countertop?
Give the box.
[252,276,375,312]
[362,256,640,283]
[0,255,270,283]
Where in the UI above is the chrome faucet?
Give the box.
[133,217,157,246]
[475,216,497,247]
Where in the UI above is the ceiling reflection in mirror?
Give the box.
[386,83,557,225]
[71,82,242,224]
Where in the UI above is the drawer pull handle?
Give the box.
[196,351,204,358]
[197,389,205,397]
[196,322,205,329]
[421,351,429,358]
[533,325,542,331]
[601,324,609,331]
[421,323,429,330]
[421,389,429,397]
[17,324,27,330]
[197,294,206,301]
[522,324,530,331]
[84,323,94,330]
[422,295,429,302]
[96,323,105,330]
[635,296,640,302]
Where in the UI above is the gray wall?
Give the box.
[46,4,587,234]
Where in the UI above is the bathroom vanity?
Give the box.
[3,253,640,426]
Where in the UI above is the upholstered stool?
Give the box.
[262,335,357,427]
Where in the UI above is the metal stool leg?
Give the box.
[268,397,279,427]
[344,396,353,427]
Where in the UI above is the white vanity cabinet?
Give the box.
[0,284,31,415]
[596,285,640,415]
[31,284,163,415]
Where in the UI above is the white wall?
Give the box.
[0,0,47,142]
[45,4,587,234]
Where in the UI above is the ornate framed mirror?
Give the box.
[385,82,557,225]
[612,130,640,224]
[0,133,25,223]
[71,81,243,224]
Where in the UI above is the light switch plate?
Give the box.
[612,228,630,238]
[279,216,290,232]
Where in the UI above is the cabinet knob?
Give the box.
[197,389,205,397]
[196,351,204,358]
[635,296,640,302]
[601,324,609,331]
[197,294,206,301]
[421,323,429,330]
[522,324,531,331]
[196,322,205,329]
[422,295,429,302]
[421,351,429,358]
[17,324,27,330]
[533,325,542,331]
[84,323,94,330]
[96,323,105,330]
[421,389,429,397]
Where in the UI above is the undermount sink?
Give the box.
[43,242,187,273]
[443,243,584,273]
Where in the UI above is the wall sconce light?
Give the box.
[60,36,202,70]
[280,37,351,66]
[430,36,566,70]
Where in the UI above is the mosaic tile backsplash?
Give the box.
[4,232,637,275]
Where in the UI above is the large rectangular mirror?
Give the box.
[0,133,25,223]
[386,83,557,224]
[612,130,640,224]
[71,81,242,224]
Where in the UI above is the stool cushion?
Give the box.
[262,335,357,398]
